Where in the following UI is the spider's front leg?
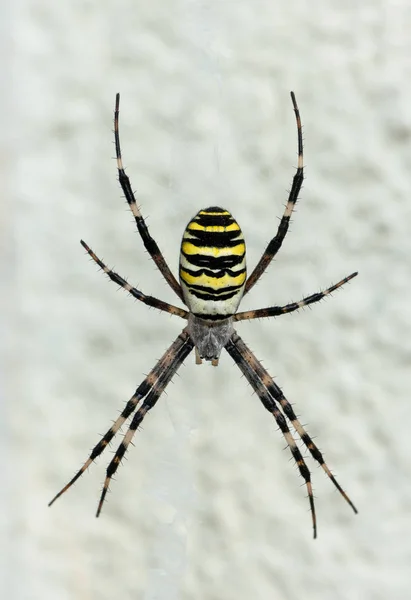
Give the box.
[49,330,194,515]
[225,332,357,538]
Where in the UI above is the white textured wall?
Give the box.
[2,1,411,599]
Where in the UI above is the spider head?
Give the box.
[187,314,234,367]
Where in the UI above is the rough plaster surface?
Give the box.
[2,1,411,599]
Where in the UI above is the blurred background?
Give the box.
[2,1,411,599]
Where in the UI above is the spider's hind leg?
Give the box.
[244,91,304,295]
[114,93,184,302]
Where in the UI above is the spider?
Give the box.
[49,91,358,538]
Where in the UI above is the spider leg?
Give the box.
[81,240,188,319]
[232,333,357,513]
[226,332,357,537]
[244,91,303,295]
[225,332,318,538]
[96,330,194,516]
[235,272,357,322]
[49,329,194,509]
[114,93,184,302]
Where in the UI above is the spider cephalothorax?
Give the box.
[49,92,358,538]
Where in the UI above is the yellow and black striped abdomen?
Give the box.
[179,207,246,317]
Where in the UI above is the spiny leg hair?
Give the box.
[235,272,358,322]
[49,330,194,513]
[96,330,194,516]
[244,91,304,296]
[225,332,358,538]
[81,240,188,319]
[225,333,318,538]
[114,93,184,302]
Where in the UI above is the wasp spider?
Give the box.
[49,92,358,538]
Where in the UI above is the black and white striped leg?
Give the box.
[49,330,194,511]
[235,272,357,322]
[244,91,304,295]
[114,93,184,302]
[81,240,188,319]
[225,332,357,538]
[96,330,194,516]
[225,332,318,538]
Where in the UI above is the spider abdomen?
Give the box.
[179,207,246,317]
